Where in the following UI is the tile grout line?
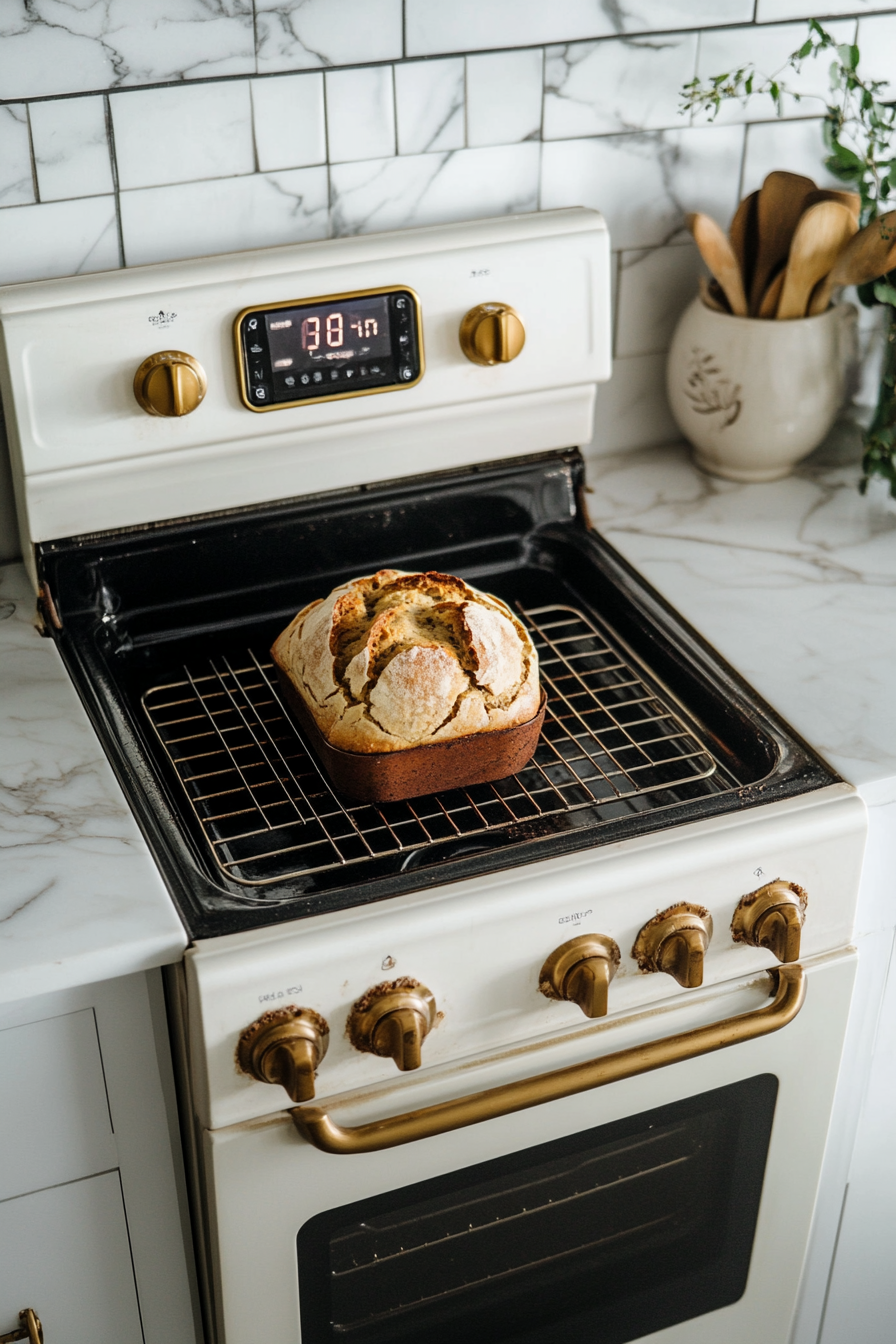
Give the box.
[23,104,40,205]
[103,93,126,269]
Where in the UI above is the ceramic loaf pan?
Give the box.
[272,657,547,803]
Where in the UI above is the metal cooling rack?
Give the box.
[141,603,740,888]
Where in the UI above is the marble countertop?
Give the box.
[584,422,896,807]
[0,564,186,1006]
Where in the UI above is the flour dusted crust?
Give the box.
[271,569,540,754]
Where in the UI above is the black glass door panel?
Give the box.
[297,1075,778,1344]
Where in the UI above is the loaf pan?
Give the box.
[272,664,546,804]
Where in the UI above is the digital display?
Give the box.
[236,287,422,410]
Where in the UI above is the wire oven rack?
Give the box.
[142,603,740,888]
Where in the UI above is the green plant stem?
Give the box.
[862,303,896,496]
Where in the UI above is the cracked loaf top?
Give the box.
[271,569,541,754]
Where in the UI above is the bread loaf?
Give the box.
[271,569,540,754]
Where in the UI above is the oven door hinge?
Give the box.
[37,581,62,635]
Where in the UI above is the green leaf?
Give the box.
[873,280,896,305]
[797,39,813,59]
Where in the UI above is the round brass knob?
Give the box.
[459,302,526,365]
[633,903,713,989]
[133,350,207,416]
[732,880,807,964]
[539,934,621,1019]
[348,978,436,1072]
[236,1006,329,1103]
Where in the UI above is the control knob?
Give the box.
[236,1006,329,1103]
[633,903,713,988]
[459,302,526,365]
[348,978,436,1071]
[133,350,207,416]
[731,880,806,963]
[539,933,621,1019]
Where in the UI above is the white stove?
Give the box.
[0,209,867,1344]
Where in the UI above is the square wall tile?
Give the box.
[406,0,752,56]
[544,34,697,140]
[0,0,255,100]
[615,241,704,358]
[251,74,326,172]
[466,49,543,147]
[541,124,745,250]
[120,167,329,267]
[757,1,895,19]
[395,59,465,155]
[585,351,679,455]
[856,14,896,99]
[331,142,540,236]
[695,20,856,126]
[741,118,841,197]
[30,96,113,202]
[0,197,118,284]
[111,82,254,191]
[0,105,34,209]
[256,0,402,73]
[325,66,396,164]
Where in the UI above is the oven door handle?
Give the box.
[291,963,805,1154]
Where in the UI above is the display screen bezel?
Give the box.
[233,285,424,413]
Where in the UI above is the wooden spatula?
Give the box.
[776,201,858,319]
[687,212,748,316]
[808,211,896,314]
[803,188,861,220]
[750,170,817,314]
[729,190,758,300]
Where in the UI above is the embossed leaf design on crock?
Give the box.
[684,348,742,429]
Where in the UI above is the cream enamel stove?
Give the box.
[0,210,867,1344]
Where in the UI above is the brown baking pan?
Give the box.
[272,664,546,804]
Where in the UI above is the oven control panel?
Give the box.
[234,286,423,411]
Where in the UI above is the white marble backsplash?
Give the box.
[0,0,895,563]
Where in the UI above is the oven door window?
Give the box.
[297,1074,777,1344]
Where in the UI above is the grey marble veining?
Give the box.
[0,565,186,1005]
[584,428,896,795]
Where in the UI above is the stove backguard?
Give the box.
[36,450,837,939]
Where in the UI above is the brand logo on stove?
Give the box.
[148,309,177,327]
[559,909,592,925]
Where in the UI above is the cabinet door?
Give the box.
[0,1009,116,1201]
[0,1171,143,1343]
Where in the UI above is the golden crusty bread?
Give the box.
[271,569,540,754]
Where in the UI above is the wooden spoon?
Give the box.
[808,211,896,315]
[687,212,748,316]
[729,190,758,299]
[750,170,817,314]
[757,266,785,319]
[776,201,858,319]
[803,187,861,221]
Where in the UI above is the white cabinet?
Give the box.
[0,972,201,1344]
[0,1174,143,1342]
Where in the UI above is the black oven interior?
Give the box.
[296,1074,778,1344]
[37,450,836,939]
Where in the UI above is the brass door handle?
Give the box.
[292,963,805,1155]
[0,1309,43,1343]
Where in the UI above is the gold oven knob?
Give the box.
[133,350,207,416]
[539,934,620,1019]
[236,1006,329,1103]
[459,302,526,365]
[633,903,713,989]
[732,880,807,964]
[348,978,436,1072]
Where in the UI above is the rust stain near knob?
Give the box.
[134,350,207,416]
